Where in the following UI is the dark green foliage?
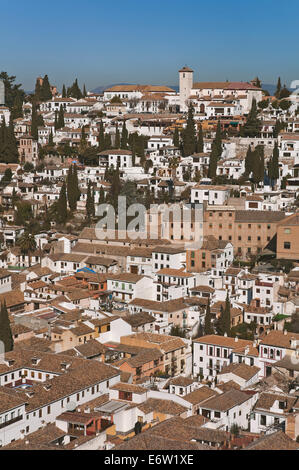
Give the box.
[57,182,68,224]
[275,77,282,98]
[279,99,291,111]
[86,181,95,221]
[40,75,52,102]
[31,102,44,140]
[67,79,83,100]
[14,201,33,225]
[17,230,37,267]
[98,121,105,151]
[240,98,261,137]
[208,144,218,179]
[120,121,128,149]
[197,124,204,153]
[230,321,256,341]
[0,301,13,353]
[173,127,179,147]
[67,164,80,211]
[62,84,67,98]
[170,325,186,338]
[284,312,299,333]
[56,105,65,129]
[268,141,279,182]
[216,292,231,336]
[182,104,196,156]
[204,299,214,335]
[115,124,120,149]
[213,120,222,158]
[0,116,19,163]
[0,72,25,109]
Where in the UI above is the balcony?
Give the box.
[0,414,23,429]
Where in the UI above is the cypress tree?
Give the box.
[269,141,279,183]
[67,165,75,211]
[12,93,23,119]
[275,77,282,98]
[204,299,213,335]
[0,301,14,353]
[83,84,87,97]
[104,133,112,150]
[217,292,231,336]
[73,164,81,202]
[99,186,105,204]
[208,143,218,179]
[213,120,222,159]
[245,145,253,176]
[68,79,82,100]
[41,75,52,101]
[241,98,261,137]
[31,103,38,140]
[86,181,95,221]
[115,124,120,149]
[62,84,67,98]
[54,110,58,130]
[98,121,105,151]
[57,105,65,129]
[197,124,204,153]
[57,181,67,224]
[48,129,54,146]
[173,127,179,147]
[120,121,128,149]
[182,104,196,156]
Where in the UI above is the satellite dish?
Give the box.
[66,401,76,412]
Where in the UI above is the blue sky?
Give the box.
[1,0,298,92]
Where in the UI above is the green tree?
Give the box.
[173,127,179,147]
[57,182,68,224]
[57,105,65,129]
[204,299,213,335]
[0,72,25,109]
[17,230,37,267]
[98,121,105,151]
[268,141,279,183]
[62,84,67,98]
[86,181,95,221]
[115,124,120,149]
[0,301,14,352]
[217,292,231,336]
[213,120,222,158]
[241,98,260,137]
[40,75,52,102]
[275,77,282,98]
[197,124,204,153]
[68,78,82,100]
[120,121,128,149]
[182,104,196,156]
[208,144,218,179]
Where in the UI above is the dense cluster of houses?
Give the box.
[0,67,298,451]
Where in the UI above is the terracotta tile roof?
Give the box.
[184,386,219,405]
[193,334,252,350]
[218,363,260,381]
[200,389,252,412]
[260,330,299,349]
[244,431,299,450]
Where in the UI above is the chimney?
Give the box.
[235,336,239,342]
[284,330,288,335]
[224,332,228,337]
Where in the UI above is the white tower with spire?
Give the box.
[179,66,193,112]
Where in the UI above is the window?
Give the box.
[284,241,291,249]
[261,415,266,426]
